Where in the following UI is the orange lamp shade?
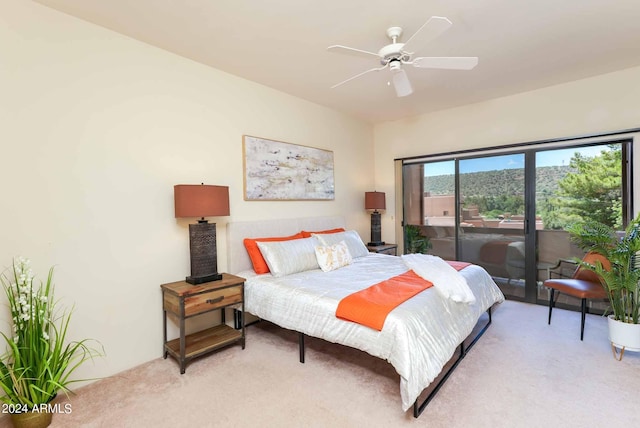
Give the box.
[365,191,386,211]
[174,184,230,218]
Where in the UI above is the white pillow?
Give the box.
[257,237,320,277]
[313,230,369,258]
[315,240,353,272]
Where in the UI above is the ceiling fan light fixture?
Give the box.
[392,69,413,97]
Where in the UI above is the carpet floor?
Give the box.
[1,300,638,427]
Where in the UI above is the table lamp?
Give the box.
[174,184,230,284]
[365,191,385,246]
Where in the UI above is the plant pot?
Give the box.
[9,410,52,428]
[608,315,640,360]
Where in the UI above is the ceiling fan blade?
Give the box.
[331,65,388,89]
[412,56,478,70]
[327,45,380,59]
[402,16,452,54]
[392,69,413,97]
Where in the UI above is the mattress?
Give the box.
[239,253,505,411]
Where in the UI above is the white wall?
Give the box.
[0,0,373,381]
[374,66,640,244]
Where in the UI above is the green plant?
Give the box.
[404,225,432,254]
[566,213,640,324]
[0,257,103,408]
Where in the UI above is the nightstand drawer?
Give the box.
[184,285,242,317]
[367,243,398,256]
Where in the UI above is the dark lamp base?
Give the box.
[369,211,384,248]
[186,273,223,285]
[186,221,221,285]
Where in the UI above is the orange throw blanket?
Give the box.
[336,270,433,331]
[335,261,471,331]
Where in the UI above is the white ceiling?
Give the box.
[34,0,640,123]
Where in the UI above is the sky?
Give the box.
[424,145,610,176]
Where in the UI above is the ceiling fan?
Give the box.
[327,16,478,97]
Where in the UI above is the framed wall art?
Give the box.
[242,135,335,200]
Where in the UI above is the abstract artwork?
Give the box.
[243,135,335,200]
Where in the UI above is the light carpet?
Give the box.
[1,300,638,427]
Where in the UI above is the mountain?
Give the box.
[424,165,572,197]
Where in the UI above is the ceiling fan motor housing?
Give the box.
[378,43,409,66]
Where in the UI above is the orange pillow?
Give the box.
[300,228,345,238]
[244,233,305,274]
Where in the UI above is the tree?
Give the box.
[552,146,622,229]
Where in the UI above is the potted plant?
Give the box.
[567,213,640,359]
[0,257,102,428]
[404,225,432,254]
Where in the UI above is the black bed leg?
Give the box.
[299,332,305,363]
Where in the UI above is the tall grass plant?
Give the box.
[0,258,102,407]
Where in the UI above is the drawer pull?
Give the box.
[206,296,224,305]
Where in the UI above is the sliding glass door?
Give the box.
[458,154,527,299]
[402,140,630,307]
[534,144,625,309]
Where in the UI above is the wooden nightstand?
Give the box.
[161,273,245,374]
[367,243,398,256]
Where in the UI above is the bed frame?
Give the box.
[297,311,492,418]
[226,215,493,418]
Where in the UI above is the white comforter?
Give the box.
[240,253,504,411]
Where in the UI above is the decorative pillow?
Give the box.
[315,240,353,272]
[257,237,320,277]
[300,228,345,238]
[313,230,369,258]
[243,233,305,274]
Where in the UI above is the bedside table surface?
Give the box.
[161,273,245,296]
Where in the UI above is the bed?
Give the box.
[226,216,504,417]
